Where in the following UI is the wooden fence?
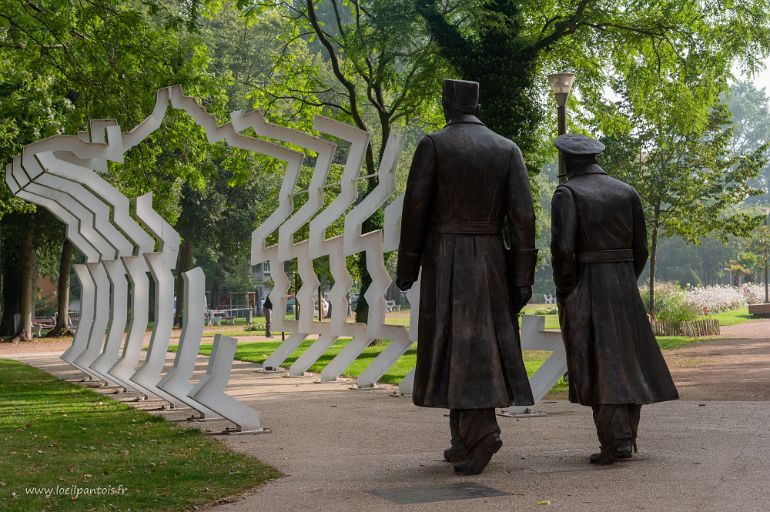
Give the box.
[650,318,720,337]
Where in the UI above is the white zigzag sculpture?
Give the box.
[4,85,286,431]
[7,84,566,428]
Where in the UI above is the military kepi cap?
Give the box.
[443,79,479,109]
[554,133,605,156]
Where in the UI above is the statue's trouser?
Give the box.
[450,408,501,454]
[591,404,641,450]
[264,308,272,337]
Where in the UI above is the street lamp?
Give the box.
[548,72,576,184]
[764,210,770,304]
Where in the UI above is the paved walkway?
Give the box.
[4,317,770,511]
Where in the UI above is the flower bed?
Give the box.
[684,285,746,314]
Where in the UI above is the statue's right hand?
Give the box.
[396,277,413,291]
[511,286,532,312]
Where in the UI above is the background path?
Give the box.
[665,317,770,401]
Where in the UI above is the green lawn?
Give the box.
[0,359,280,512]
[701,307,752,326]
[181,305,754,399]
[173,338,569,394]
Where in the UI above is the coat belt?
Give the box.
[576,249,634,264]
[436,221,500,235]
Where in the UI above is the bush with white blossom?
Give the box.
[741,283,768,305]
[683,285,746,314]
[639,282,757,318]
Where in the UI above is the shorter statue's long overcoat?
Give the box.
[551,164,679,406]
[397,116,536,410]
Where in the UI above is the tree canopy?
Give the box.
[3,0,770,335]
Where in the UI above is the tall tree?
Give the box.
[0,0,223,339]
[600,99,768,314]
[728,80,770,205]
[236,0,448,321]
[416,0,770,174]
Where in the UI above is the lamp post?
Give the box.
[764,211,769,304]
[548,72,576,184]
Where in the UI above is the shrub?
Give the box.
[684,285,746,313]
[639,281,698,322]
[742,283,768,305]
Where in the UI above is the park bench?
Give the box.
[206,309,237,326]
[32,316,56,337]
[385,300,401,312]
[543,294,556,304]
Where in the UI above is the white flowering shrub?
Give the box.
[741,283,768,305]
[640,282,752,318]
[684,285,746,314]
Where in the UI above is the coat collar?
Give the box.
[445,114,485,126]
[566,163,607,178]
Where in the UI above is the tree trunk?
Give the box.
[211,272,222,311]
[15,229,34,341]
[174,238,194,326]
[648,224,659,318]
[354,184,383,324]
[0,268,21,337]
[47,239,74,337]
[353,151,380,324]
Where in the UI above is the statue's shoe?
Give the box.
[453,434,502,475]
[589,440,634,464]
[589,450,616,465]
[444,444,467,463]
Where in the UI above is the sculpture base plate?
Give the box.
[500,408,547,418]
[208,427,272,436]
[349,384,386,391]
[256,366,286,373]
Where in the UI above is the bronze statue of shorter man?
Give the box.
[396,79,537,475]
[550,133,679,465]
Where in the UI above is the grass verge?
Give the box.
[700,307,752,327]
[0,359,280,512]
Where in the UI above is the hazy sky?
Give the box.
[747,56,770,106]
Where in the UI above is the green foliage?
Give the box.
[597,72,769,312]
[729,81,770,205]
[640,282,698,322]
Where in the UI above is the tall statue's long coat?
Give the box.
[551,164,679,406]
[397,116,536,410]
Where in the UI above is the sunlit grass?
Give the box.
[174,338,569,394]
[0,359,280,511]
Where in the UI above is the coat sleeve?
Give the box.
[631,191,649,279]
[506,143,537,286]
[551,186,577,294]
[396,135,437,286]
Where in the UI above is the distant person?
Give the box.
[263,296,273,338]
[550,134,679,465]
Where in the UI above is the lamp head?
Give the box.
[548,72,575,106]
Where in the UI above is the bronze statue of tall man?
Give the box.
[550,133,679,465]
[396,79,537,476]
